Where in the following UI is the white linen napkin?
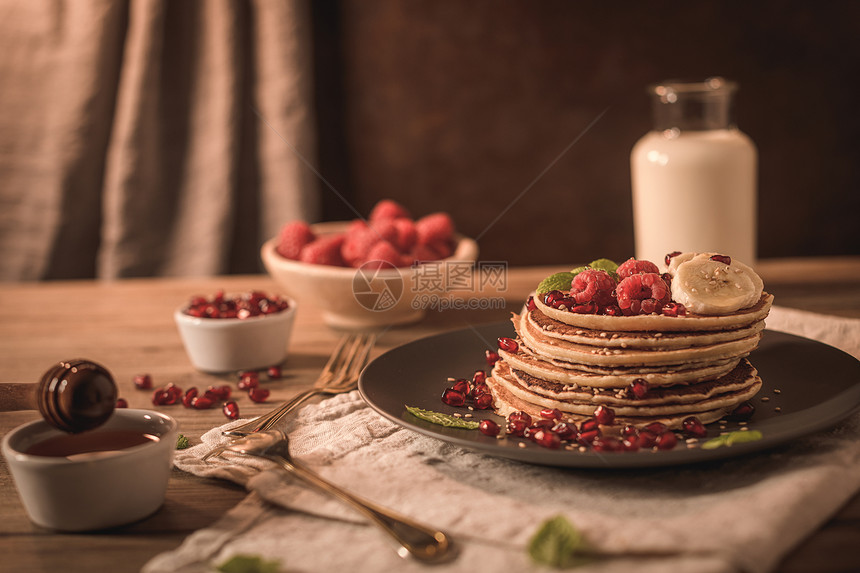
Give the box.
[144,306,860,573]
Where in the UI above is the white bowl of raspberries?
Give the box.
[261,200,479,329]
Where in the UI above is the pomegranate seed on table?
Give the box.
[592,436,623,453]
[622,436,641,452]
[531,429,561,449]
[621,424,639,438]
[116,398,129,408]
[580,418,599,433]
[223,400,240,420]
[507,419,528,437]
[267,365,282,379]
[472,370,487,385]
[551,422,576,440]
[485,350,500,366]
[133,374,153,390]
[182,387,199,408]
[638,430,658,449]
[478,420,500,437]
[207,385,231,400]
[238,372,260,390]
[248,388,270,403]
[728,402,756,421]
[191,396,214,409]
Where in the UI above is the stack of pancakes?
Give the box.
[487,292,773,430]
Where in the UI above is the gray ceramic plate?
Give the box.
[358,323,860,468]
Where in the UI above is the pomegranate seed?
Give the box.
[532,429,561,449]
[622,435,640,452]
[629,378,650,399]
[207,385,231,400]
[133,374,153,390]
[531,419,555,431]
[497,337,518,352]
[665,251,682,266]
[728,402,756,421]
[248,387,270,403]
[479,419,500,437]
[592,436,622,453]
[682,416,707,438]
[621,424,639,438]
[552,296,576,311]
[580,418,600,433]
[526,296,537,311]
[267,365,282,379]
[485,350,500,366]
[222,400,240,420]
[473,393,494,410]
[593,405,615,425]
[577,428,601,445]
[441,388,466,407]
[551,422,577,440]
[182,387,199,408]
[543,290,565,306]
[661,273,673,289]
[152,385,181,406]
[661,302,687,317]
[451,378,471,395]
[656,432,678,450]
[508,411,533,427]
[192,396,214,409]
[571,301,598,314]
[472,370,487,385]
[601,305,623,316]
[539,408,562,421]
[507,419,528,437]
[710,254,732,265]
[638,430,658,448]
[116,398,129,408]
[472,382,490,397]
[238,372,260,390]
[644,421,668,435]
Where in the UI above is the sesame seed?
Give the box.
[761,396,770,402]
[453,413,462,418]
[775,407,782,412]
[464,414,473,418]
[740,426,749,431]
[773,389,781,394]
[518,442,526,448]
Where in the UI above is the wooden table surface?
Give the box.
[1,257,859,572]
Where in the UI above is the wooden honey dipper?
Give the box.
[0,359,118,433]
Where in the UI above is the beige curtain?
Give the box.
[0,0,319,281]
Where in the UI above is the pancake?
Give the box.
[534,292,773,332]
[527,306,766,349]
[490,359,761,418]
[517,312,761,367]
[486,364,739,432]
[500,347,740,388]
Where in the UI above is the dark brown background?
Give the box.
[311,1,860,267]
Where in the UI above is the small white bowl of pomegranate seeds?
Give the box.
[174,290,297,373]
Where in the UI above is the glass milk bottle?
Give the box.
[630,77,757,267]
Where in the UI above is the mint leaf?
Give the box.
[701,430,763,450]
[588,258,619,280]
[216,554,281,573]
[176,434,190,450]
[405,406,480,429]
[726,429,763,445]
[528,515,591,568]
[537,272,576,294]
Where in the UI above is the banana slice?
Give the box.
[671,254,763,314]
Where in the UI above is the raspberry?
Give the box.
[299,234,346,266]
[407,243,439,263]
[369,199,410,222]
[392,218,418,252]
[276,221,315,260]
[341,225,380,267]
[570,269,617,306]
[362,239,406,268]
[615,273,671,315]
[616,257,660,280]
[370,218,400,245]
[415,212,454,245]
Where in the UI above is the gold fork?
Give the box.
[202,333,375,461]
